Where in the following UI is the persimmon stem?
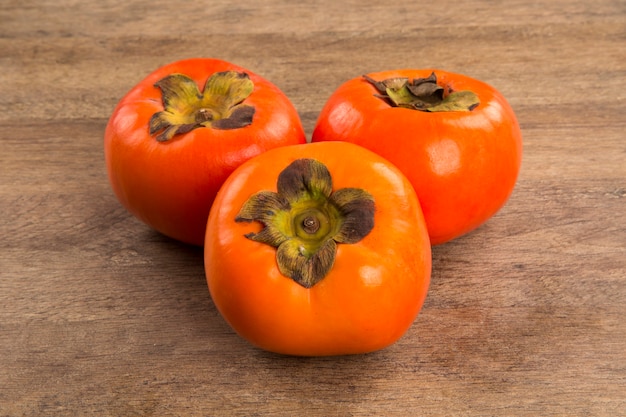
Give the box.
[302,216,320,234]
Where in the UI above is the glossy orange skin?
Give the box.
[205,142,431,356]
[312,69,523,245]
[104,58,306,245]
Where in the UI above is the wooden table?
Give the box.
[2,1,624,415]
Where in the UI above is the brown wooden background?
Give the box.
[1,0,625,415]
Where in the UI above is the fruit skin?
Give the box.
[312,69,523,245]
[204,142,432,356]
[104,58,306,245]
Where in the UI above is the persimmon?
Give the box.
[312,69,522,244]
[104,58,305,245]
[204,142,431,356]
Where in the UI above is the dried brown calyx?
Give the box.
[149,71,255,142]
[364,72,479,112]
[236,158,376,288]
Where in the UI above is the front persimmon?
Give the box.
[204,142,431,356]
[104,58,305,245]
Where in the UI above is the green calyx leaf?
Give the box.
[149,71,256,142]
[363,72,480,112]
[236,158,376,288]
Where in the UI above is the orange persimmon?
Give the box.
[204,142,431,356]
[312,69,522,244]
[105,58,305,245]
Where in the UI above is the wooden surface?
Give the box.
[1,0,625,415]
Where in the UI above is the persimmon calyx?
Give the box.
[235,158,375,288]
[364,72,480,112]
[149,71,255,142]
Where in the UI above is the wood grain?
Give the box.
[1,0,624,415]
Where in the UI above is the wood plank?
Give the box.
[1,0,624,415]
